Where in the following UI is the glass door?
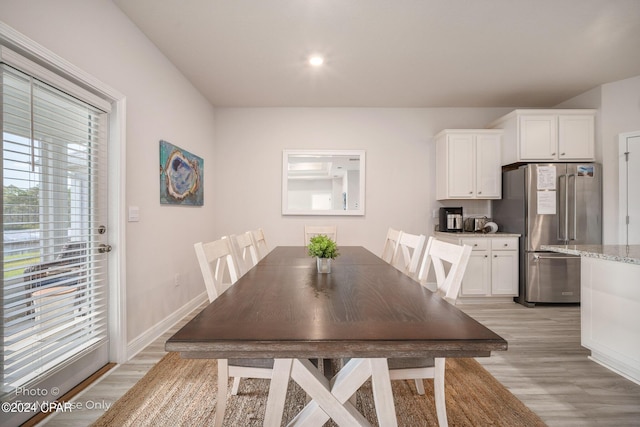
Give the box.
[2,63,110,425]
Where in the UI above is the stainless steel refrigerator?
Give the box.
[491,163,602,306]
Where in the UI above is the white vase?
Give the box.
[316,257,332,274]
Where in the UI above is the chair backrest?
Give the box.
[391,232,426,277]
[250,228,269,260]
[381,228,402,263]
[194,238,239,302]
[417,236,472,304]
[229,232,260,277]
[304,225,337,244]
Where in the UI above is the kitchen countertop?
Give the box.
[541,244,640,265]
[435,231,521,238]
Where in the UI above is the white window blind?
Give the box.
[2,62,109,393]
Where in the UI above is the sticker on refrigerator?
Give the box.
[537,166,556,190]
[537,191,556,214]
[577,165,594,177]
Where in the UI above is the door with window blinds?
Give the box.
[2,62,110,425]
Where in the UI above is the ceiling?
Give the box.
[113,0,640,108]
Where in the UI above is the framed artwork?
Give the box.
[159,140,204,206]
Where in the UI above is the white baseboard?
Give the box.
[126,292,208,360]
[457,297,516,304]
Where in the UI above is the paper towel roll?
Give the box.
[484,222,498,233]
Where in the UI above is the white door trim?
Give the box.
[619,130,640,246]
[1,21,129,363]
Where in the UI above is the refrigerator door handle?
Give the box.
[569,173,577,241]
[533,254,578,261]
[558,174,568,242]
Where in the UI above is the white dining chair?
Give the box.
[387,236,472,427]
[391,231,426,277]
[193,238,274,427]
[193,238,239,301]
[304,225,337,244]
[381,227,402,263]
[228,232,260,277]
[249,227,270,260]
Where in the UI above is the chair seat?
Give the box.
[386,357,434,370]
[343,357,435,370]
[229,358,274,369]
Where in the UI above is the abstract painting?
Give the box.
[159,140,204,206]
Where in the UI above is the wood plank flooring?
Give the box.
[41,302,640,426]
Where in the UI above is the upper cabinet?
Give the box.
[436,129,502,200]
[488,109,595,165]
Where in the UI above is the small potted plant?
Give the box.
[307,234,339,273]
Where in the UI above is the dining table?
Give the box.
[165,246,508,426]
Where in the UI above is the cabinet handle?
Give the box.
[552,152,556,156]
[561,152,566,156]
[504,243,508,247]
[474,244,478,247]
[478,191,482,194]
[469,191,473,194]
[494,255,498,258]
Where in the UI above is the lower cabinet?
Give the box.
[437,234,519,301]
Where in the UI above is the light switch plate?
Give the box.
[128,206,140,222]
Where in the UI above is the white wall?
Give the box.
[556,76,640,243]
[212,108,511,253]
[0,1,217,344]
[601,76,640,243]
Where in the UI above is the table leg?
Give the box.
[264,359,294,427]
[288,357,402,427]
[289,358,371,427]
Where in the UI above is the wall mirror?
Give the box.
[282,149,365,216]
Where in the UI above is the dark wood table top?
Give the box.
[166,246,507,359]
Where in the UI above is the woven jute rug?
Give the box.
[92,352,546,426]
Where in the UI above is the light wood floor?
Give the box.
[41,302,640,426]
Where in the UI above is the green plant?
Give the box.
[307,234,339,259]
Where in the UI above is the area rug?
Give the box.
[92,353,546,426]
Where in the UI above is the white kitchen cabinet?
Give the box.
[490,238,519,295]
[488,109,595,165]
[436,233,519,301]
[435,129,502,200]
[459,239,491,295]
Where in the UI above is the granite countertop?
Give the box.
[541,244,640,265]
[435,231,521,238]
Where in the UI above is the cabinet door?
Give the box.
[558,115,595,160]
[461,251,491,296]
[475,133,502,198]
[519,115,557,160]
[446,134,475,198]
[491,251,518,295]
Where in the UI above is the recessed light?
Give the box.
[309,56,324,66]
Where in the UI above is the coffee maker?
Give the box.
[439,207,463,232]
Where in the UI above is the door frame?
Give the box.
[619,130,640,246]
[1,22,128,363]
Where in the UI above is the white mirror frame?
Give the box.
[282,149,366,216]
